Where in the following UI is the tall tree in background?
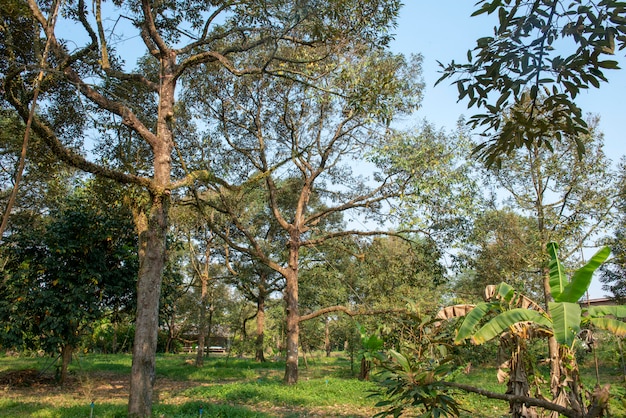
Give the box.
[482,109,614,405]
[1,1,403,414]
[453,209,542,301]
[438,0,626,165]
[600,158,626,302]
[181,51,423,384]
[370,120,480,251]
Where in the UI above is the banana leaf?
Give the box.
[549,301,581,347]
[587,317,626,338]
[558,246,611,303]
[454,302,499,344]
[586,305,626,318]
[471,308,552,345]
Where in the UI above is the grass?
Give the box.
[1,351,625,417]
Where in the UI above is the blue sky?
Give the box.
[391,1,625,162]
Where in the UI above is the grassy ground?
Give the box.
[0,352,624,417]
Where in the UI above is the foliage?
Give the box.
[455,243,622,349]
[0,184,138,356]
[437,0,626,165]
[600,158,626,302]
[452,209,543,300]
[370,120,480,247]
[369,310,462,417]
[446,243,625,417]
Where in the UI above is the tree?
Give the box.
[0,183,138,383]
[370,119,481,249]
[181,50,422,384]
[232,259,284,362]
[1,1,403,414]
[471,107,615,400]
[453,209,543,301]
[437,0,626,165]
[600,158,626,302]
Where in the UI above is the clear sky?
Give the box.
[391,1,625,162]
[391,1,625,298]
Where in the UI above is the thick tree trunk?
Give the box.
[128,194,169,417]
[283,268,299,384]
[255,294,266,362]
[59,343,72,385]
[128,47,175,417]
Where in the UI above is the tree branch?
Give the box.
[299,306,407,323]
[440,381,579,418]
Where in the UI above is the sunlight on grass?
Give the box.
[1,352,624,417]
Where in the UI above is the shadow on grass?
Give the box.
[0,400,273,418]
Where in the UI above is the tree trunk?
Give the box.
[207,307,214,357]
[359,357,371,381]
[128,48,175,417]
[255,294,266,362]
[128,193,169,417]
[112,320,118,354]
[59,343,73,385]
[324,316,331,357]
[196,274,208,367]
[542,265,562,404]
[166,308,176,353]
[283,267,299,384]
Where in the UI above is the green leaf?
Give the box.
[558,246,611,302]
[547,242,567,301]
[586,305,626,318]
[454,302,497,344]
[388,349,411,372]
[471,308,552,345]
[549,301,581,347]
[495,282,515,302]
[588,317,626,337]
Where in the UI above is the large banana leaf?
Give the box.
[454,302,499,344]
[549,301,581,347]
[547,242,567,301]
[495,282,515,303]
[558,246,611,303]
[587,317,626,338]
[586,305,626,318]
[471,308,552,345]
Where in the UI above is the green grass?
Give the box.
[1,352,625,417]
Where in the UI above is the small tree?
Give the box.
[0,187,138,383]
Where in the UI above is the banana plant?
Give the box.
[452,243,626,348]
[440,242,626,417]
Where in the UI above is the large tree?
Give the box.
[478,110,615,407]
[1,1,402,414]
[180,50,423,384]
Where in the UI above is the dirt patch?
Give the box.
[0,369,196,403]
[0,369,57,387]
